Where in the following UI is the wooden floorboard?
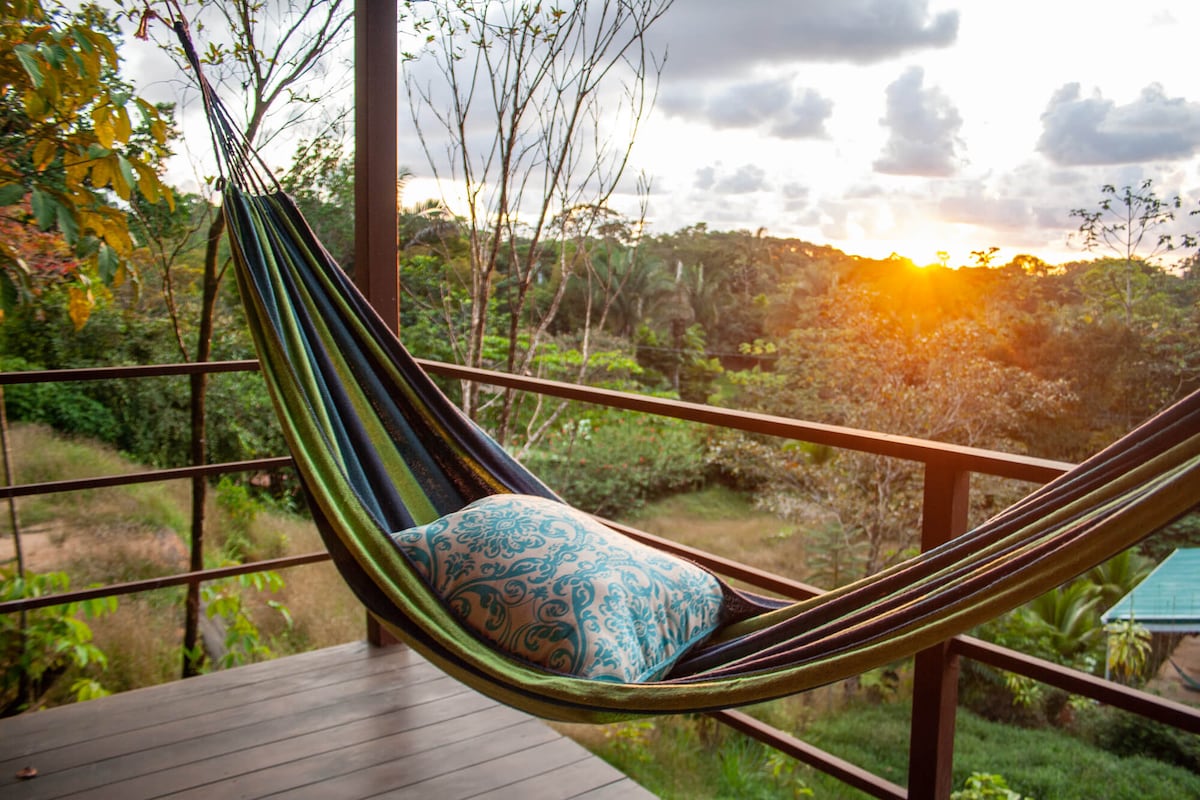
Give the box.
[0,642,656,800]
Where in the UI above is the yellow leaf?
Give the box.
[131,159,167,206]
[68,286,93,330]
[78,44,100,82]
[90,157,111,190]
[150,119,168,145]
[106,155,130,200]
[84,207,133,254]
[23,89,46,119]
[33,139,57,170]
[113,107,132,143]
[94,115,115,150]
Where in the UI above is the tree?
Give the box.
[1005,253,1050,277]
[1064,182,1200,426]
[404,0,674,438]
[1069,180,1187,327]
[135,0,352,676]
[716,282,1075,578]
[969,246,999,268]
[280,133,356,270]
[0,0,173,327]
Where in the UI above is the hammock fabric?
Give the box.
[175,20,1200,723]
[1171,660,1200,692]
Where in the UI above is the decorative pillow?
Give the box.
[390,494,725,682]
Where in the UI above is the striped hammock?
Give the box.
[177,20,1200,722]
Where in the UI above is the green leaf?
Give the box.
[0,183,25,207]
[56,201,79,245]
[115,155,135,196]
[39,42,67,70]
[267,600,293,629]
[14,44,44,88]
[97,245,119,286]
[30,188,56,230]
[72,26,95,55]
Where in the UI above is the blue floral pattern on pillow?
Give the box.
[390,494,725,682]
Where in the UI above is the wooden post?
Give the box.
[354,0,400,334]
[907,464,970,799]
[356,0,400,647]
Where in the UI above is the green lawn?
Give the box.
[565,700,1200,799]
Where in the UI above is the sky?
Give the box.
[613,0,1200,267]
[126,0,1200,269]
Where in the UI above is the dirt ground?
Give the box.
[0,520,188,580]
[1145,634,1200,707]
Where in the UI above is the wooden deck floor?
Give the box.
[0,641,656,799]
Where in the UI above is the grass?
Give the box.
[1,423,188,539]
[624,485,810,582]
[563,700,1200,800]
[1,423,364,698]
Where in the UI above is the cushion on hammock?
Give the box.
[390,493,725,682]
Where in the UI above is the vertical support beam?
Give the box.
[356,0,400,647]
[908,464,970,799]
[354,0,400,334]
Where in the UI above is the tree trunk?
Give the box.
[182,213,226,678]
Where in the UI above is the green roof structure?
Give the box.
[1102,548,1200,633]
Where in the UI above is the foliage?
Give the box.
[404,0,673,430]
[1103,619,1151,685]
[593,716,815,800]
[965,546,1160,724]
[1,354,119,440]
[1018,581,1105,669]
[0,293,283,472]
[0,0,173,324]
[1070,180,1190,266]
[1075,704,1200,774]
[1086,548,1153,608]
[280,135,355,269]
[201,570,291,670]
[582,699,1200,800]
[521,410,707,516]
[0,568,115,716]
[951,772,1033,800]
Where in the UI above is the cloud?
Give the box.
[706,80,794,129]
[1037,83,1200,166]
[661,78,834,139]
[714,164,769,194]
[874,66,964,176]
[781,182,811,212]
[771,89,836,139]
[936,191,1031,230]
[651,0,958,76]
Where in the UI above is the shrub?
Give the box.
[522,410,708,516]
[1,357,119,441]
[952,773,1033,800]
[0,569,115,716]
[1075,705,1200,774]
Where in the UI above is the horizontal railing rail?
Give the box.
[0,360,260,384]
[0,456,292,500]
[417,359,1074,484]
[0,552,330,614]
[2,358,1194,798]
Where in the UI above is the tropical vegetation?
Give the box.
[0,1,1197,795]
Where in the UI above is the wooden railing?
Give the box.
[0,361,331,617]
[1,359,1197,800]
